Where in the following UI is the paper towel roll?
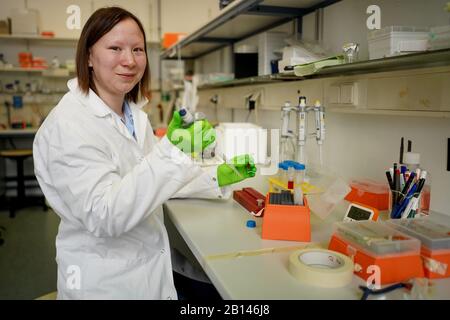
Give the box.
[288,249,354,288]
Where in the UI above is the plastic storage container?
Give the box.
[429,25,450,50]
[387,217,450,279]
[162,32,186,48]
[262,193,310,242]
[345,179,390,211]
[368,26,429,60]
[329,220,423,284]
[215,122,267,164]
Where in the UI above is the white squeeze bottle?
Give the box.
[179,108,194,127]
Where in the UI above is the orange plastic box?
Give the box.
[328,221,423,285]
[345,179,390,210]
[162,33,187,48]
[261,193,310,242]
[387,217,450,279]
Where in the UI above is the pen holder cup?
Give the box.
[389,187,430,219]
[261,193,311,242]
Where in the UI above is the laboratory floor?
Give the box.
[0,207,59,300]
[0,206,222,300]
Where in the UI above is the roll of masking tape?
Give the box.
[288,248,354,288]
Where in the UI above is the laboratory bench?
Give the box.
[0,128,38,137]
[163,170,450,300]
[0,128,38,200]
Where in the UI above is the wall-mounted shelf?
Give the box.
[160,0,342,59]
[329,107,450,119]
[0,67,42,73]
[0,67,75,78]
[198,71,297,89]
[0,34,77,42]
[0,91,67,95]
[197,49,450,90]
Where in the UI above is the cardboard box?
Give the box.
[0,19,11,34]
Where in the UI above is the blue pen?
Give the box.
[398,172,416,203]
[392,182,415,218]
[393,183,417,219]
[401,165,407,182]
[401,166,407,175]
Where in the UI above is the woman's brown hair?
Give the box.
[76,7,150,102]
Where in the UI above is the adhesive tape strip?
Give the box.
[288,248,354,288]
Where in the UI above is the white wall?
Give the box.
[160,0,220,35]
[195,102,450,215]
[303,0,450,59]
[194,0,450,215]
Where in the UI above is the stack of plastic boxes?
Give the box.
[368,26,429,59]
[329,220,423,284]
[429,26,450,50]
[387,217,450,279]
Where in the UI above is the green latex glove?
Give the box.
[167,111,216,154]
[217,154,257,187]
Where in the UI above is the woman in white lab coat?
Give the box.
[33,7,255,300]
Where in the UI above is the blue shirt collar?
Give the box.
[121,100,136,140]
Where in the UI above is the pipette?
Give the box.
[297,96,307,164]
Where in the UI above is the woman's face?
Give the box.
[89,18,146,100]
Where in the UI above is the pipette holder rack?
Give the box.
[261,193,310,242]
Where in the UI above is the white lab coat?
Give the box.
[33,78,229,300]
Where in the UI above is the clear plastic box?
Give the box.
[429,25,450,50]
[345,179,390,210]
[215,123,267,164]
[333,220,421,256]
[368,26,429,60]
[387,217,450,251]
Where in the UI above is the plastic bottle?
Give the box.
[202,141,216,159]
[51,56,60,69]
[179,108,194,127]
[278,162,289,185]
[292,162,305,185]
[287,166,295,190]
[403,152,420,172]
[293,185,304,206]
[180,108,216,159]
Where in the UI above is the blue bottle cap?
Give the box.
[293,162,305,170]
[179,108,187,116]
[278,162,288,170]
[246,220,256,228]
